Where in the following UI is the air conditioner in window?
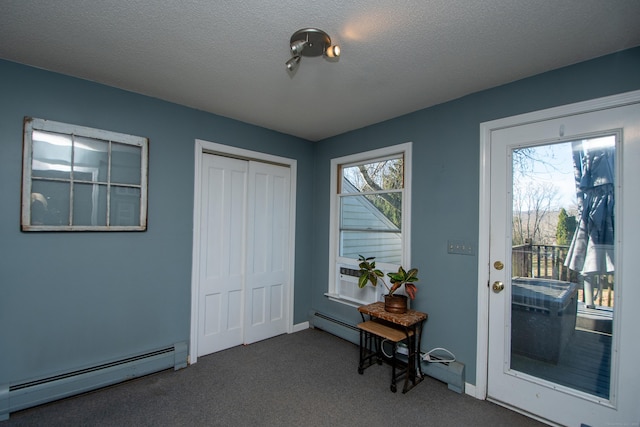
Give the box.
[336,264,379,304]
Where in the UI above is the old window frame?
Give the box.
[21,117,148,231]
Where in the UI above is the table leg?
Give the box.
[401,323,424,394]
[390,341,398,393]
[358,329,365,374]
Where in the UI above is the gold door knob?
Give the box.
[492,281,504,293]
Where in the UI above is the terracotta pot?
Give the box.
[384,294,408,314]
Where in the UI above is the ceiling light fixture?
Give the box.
[285,55,301,71]
[285,28,340,72]
[290,39,308,56]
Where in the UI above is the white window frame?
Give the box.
[21,117,149,231]
[326,142,412,306]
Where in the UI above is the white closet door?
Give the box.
[244,161,290,344]
[197,154,291,356]
[197,154,247,356]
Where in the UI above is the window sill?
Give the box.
[324,293,369,308]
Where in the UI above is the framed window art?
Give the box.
[21,117,149,231]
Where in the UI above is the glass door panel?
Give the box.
[509,137,615,399]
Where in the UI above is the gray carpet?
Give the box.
[3,328,544,426]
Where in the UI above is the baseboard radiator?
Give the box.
[0,341,188,421]
[309,310,465,393]
[309,310,361,343]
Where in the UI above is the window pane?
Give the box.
[111,142,142,185]
[110,186,141,226]
[342,157,403,193]
[74,136,109,182]
[31,180,70,226]
[31,130,72,180]
[510,137,615,399]
[340,193,401,231]
[340,191,403,264]
[73,183,107,226]
[339,230,402,264]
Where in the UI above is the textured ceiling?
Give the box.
[1,1,640,141]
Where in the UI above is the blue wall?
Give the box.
[0,59,314,384]
[1,47,639,389]
[311,47,640,384]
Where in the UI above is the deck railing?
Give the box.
[511,242,614,307]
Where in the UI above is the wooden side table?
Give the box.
[357,302,428,393]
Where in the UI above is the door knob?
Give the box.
[492,281,504,293]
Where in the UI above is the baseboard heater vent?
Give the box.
[312,311,359,331]
[421,359,465,394]
[309,310,360,344]
[309,310,465,394]
[1,341,188,421]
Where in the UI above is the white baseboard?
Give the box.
[292,321,309,333]
[465,382,478,398]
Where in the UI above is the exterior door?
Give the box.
[197,154,291,356]
[483,95,640,426]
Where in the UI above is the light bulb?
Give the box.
[325,45,340,58]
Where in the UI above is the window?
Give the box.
[327,143,412,306]
[21,117,148,231]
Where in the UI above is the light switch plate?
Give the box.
[447,240,474,255]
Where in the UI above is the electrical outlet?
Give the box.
[396,343,408,355]
[447,240,474,255]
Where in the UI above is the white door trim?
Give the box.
[190,139,297,364]
[476,89,640,400]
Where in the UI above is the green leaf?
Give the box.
[387,272,401,283]
[358,274,368,289]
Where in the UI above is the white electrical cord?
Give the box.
[379,340,455,364]
[422,347,456,363]
[380,339,395,358]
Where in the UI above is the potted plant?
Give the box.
[357,255,419,313]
